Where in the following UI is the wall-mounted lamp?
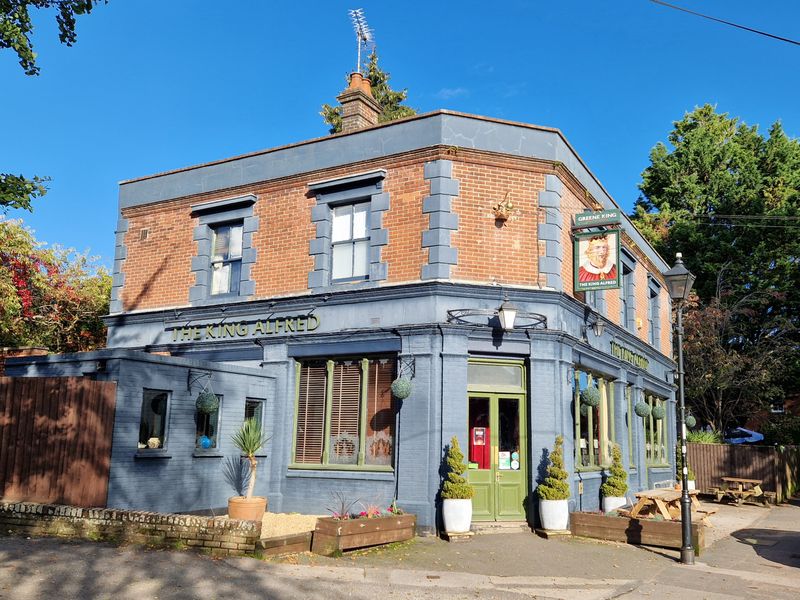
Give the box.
[582,314,605,339]
[497,296,518,331]
[446,295,547,332]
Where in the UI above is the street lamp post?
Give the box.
[663,252,697,566]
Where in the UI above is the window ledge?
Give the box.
[193,451,223,458]
[287,468,394,481]
[135,450,172,459]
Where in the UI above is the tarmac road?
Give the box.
[1,499,798,599]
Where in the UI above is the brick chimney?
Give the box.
[337,72,381,133]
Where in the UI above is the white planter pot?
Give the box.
[539,499,569,531]
[688,480,696,491]
[602,496,627,513]
[442,498,472,533]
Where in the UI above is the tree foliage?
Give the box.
[1,1,105,210]
[321,50,416,134]
[0,218,111,352]
[633,105,800,428]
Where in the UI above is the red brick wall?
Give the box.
[450,158,546,286]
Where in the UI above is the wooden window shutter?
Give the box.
[295,362,327,463]
[329,361,361,465]
[365,359,395,465]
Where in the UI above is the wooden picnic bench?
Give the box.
[624,488,707,522]
[709,477,766,506]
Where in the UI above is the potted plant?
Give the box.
[600,444,628,513]
[675,443,696,490]
[538,435,570,530]
[441,436,474,533]
[228,418,270,521]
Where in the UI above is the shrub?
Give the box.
[441,436,474,499]
[687,430,722,444]
[538,435,570,500]
[600,444,628,497]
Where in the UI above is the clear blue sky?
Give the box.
[2,0,798,268]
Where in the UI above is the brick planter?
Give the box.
[570,512,705,555]
[311,514,416,556]
[0,502,261,557]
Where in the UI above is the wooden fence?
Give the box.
[688,442,800,502]
[0,377,116,507]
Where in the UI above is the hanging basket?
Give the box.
[391,377,413,400]
[579,403,590,417]
[685,414,697,429]
[634,401,651,418]
[196,390,220,414]
[580,386,601,408]
[651,405,666,421]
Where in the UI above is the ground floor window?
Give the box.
[644,393,668,465]
[195,394,221,449]
[574,370,615,468]
[138,389,169,450]
[245,398,265,429]
[626,385,635,468]
[293,356,395,468]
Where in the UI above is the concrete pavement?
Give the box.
[1,499,798,599]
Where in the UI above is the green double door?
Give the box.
[466,393,527,521]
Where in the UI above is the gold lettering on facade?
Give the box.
[285,319,295,332]
[236,323,249,337]
[307,315,320,331]
[168,315,321,342]
[254,321,267,334]
[222,323,236,338]
[205,324,217,339]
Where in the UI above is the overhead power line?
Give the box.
[650,0,800,47]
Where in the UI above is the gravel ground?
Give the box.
[259,512,321,539]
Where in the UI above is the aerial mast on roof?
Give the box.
[349,8,374,74]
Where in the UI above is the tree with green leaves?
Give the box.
[0,218,111,352]
[633,105,800,430]
[1,1,105,211]
[321,50,416,134]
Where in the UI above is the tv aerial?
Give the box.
[349,8,374,74]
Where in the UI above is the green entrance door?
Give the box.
[467,393,527,521]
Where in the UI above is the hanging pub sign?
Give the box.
[573,229,621,292]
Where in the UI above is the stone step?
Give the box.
[471,521,531,534]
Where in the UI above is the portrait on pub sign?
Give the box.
[573,230,621,292]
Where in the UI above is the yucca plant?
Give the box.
[231,418,270,499]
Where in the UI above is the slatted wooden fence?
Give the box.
[687,442,800,502]
[0,377,116,507]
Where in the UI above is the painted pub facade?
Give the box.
[8,91,677,530]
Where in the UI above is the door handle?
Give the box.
[495,471,501,482]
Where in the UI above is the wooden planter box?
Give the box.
[570,512,706,555]
[258,531,313,556]
[311,514,416,556]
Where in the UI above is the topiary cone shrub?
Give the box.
[441,436,474,499]
[600,444,628,498]
[537,435,570,500]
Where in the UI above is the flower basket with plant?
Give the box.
[538,435,570,530]
[228,418,270,521]
[600,444,628,512]
[441,435,474,533]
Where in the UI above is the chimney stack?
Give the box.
[337,72,381,133]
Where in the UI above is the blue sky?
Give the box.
[2,0,798,268]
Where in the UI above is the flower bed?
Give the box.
[311,513,416,556]
[570,511,706,555]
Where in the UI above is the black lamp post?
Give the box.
[663,252,697,565]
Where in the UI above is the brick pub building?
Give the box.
[7,75,677,531]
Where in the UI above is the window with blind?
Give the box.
[644,393,668,465]
[293,357,395,469]
[573,369,615,469]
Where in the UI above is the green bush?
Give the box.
[600,444,628,497]
[762,415,800,446]
[441,436,474,499]
[687,430,722,444]
[538,435,570,500]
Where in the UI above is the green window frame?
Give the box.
[291,356,395,471]
[644,393,669,466]
[574,370,615,470]
[625,385,635,469]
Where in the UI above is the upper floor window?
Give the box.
[331,202,370,281]
[620,250,636,331]
[648,278,661,346]
[210,223,243,295]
